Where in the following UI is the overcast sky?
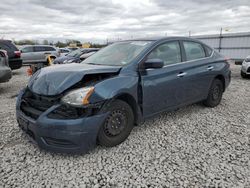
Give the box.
[0,0,250,43]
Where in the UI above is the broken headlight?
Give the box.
[61,87,94,106]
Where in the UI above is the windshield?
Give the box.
[82,41,152,66]
[67,49,84,57]
[245,58,250,62]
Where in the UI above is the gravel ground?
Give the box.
[0,64,249,187]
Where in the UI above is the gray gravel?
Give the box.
[0,64,250,187]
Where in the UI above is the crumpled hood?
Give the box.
[28,63,121,96]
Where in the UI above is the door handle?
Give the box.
[207,66,214,71]
[44,52,51,55]
[177,72,187,77]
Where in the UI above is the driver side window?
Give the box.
[148,41,181,66]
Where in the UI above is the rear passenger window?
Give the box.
[0,41,18,51]
[0,43,11,51]
[147,41,181,65]
[35,46,46,52]
[183,41,205,61]
[204,45,213,57]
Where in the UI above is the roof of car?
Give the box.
[0,39,13,43]
[122,36,200,42]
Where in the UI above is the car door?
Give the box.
[178,40,214,104]
[34,46,48,62]
[21,46,35,63]
[140,40,186,117]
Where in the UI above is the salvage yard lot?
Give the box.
[0,64,249,187]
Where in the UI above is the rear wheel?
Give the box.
[203,79,223,107]
[98,100,134,147]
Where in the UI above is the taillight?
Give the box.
[14,51,21,58]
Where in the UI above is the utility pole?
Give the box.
[218,27,222,52]
[188,31,191,37]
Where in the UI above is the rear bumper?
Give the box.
[9,58,23,70]
[0,66,12,83]
[16,90,108,154]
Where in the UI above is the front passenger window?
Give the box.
[147,41,181,66]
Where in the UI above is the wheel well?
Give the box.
[215,75,225,91]
[46,56,56,65]
[115,94,138,124]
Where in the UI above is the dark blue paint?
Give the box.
[16,37,231,154]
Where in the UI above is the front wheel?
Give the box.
[97,100,134,147]
[203,79,223,107]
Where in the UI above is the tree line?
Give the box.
[13,39,107,48]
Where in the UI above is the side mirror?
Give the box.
[144,59,164,69]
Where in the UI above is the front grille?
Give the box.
[47,105,91,119]
[20,89,60,120]
[20,89,97,120]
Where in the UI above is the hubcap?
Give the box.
[212,84,220,100]
[104,110,127,137]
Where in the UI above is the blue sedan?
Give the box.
[16,37,231,154]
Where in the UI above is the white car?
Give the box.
[241,55,250,78]
[20,45,60,65]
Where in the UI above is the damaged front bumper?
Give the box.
[16,89,108,154]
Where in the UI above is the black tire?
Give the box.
[97,100,134,147]
[203,79,223,107]
[241,71,247,78]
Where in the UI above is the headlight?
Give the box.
[61,87,94,106]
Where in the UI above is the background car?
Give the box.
[0,40,22,70]
[53,48,99,64]
[0,49,12,83]
[20,45,60,65]
[67,47,79,51]
[241,55,250,78]
[59,48,70,56]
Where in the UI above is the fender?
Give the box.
[90,75,139,103]
[89,75,143,123]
